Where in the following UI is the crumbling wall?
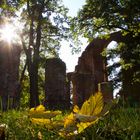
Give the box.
[45,58,70,110]
[70,32,124,106]
[0,41,21,110]
[72,73,95,107]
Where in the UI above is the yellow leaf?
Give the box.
[90,92,103,116]
[36,105,45,112]
[30,107,35,113]
[75,92,105,133]
[73,105,79,113]
[78,92,103,116]
[79,100,90,115]
[51,120,64,130]
[29,105,45,113]
[88,95,96,115]
[31,118,51,125]
[64,113,76,129]
[75,114,98,122]
[29,110,62,119]
[77,122,91,133]
[77,119,98,133]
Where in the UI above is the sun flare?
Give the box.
[0,23,19,43]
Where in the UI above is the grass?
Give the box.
[0,110,64,140]
[80,108,140,140]
[0,107,140,140]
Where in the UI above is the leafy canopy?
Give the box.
[73,0,140,39]
[72,0,140,95]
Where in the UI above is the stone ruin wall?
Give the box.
[69,32,125,107]
[0,41,21,110]
[30,31,140,109]
[45,58,70,110]
[45,32,125,108]
[70,38,113,107]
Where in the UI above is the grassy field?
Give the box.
[0,107,140,140]
[83,108,140,140]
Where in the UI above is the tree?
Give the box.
[0,0,70,108]
[73,0,140,38]
[73,0,140,104]
[20,0,69,108]
[0,1,25,111]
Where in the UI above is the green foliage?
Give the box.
[0,0,25,17]
[20,0,70,58]
[75,0,140,38]
[1,101,140,139]
[15,0,71,107]
[94,108,140,139]
[0,0,72,108]
[0,110,32,139]
[0,110,65,140]
[19,74,30,108]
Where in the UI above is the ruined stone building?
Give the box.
[39,31,140,109]
[44,33,116,108]
[45,32,128,108]
[45,58,70,110]
[0,41,21,110]
[68,32,126,107]
[69,31,140,107]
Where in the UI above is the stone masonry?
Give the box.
[0,41,21,110]
[45,58,70,110]
[70,32,124,107]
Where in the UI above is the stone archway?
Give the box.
[106,41,121,97]
[69,31,130,107]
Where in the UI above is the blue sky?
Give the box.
[59,0,87,72]
[63,0,86,17]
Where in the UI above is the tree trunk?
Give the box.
[1,95,8,111]
[29,67,39,108]
[28,4,43,108]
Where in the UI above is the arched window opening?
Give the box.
[106,41,122,97]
